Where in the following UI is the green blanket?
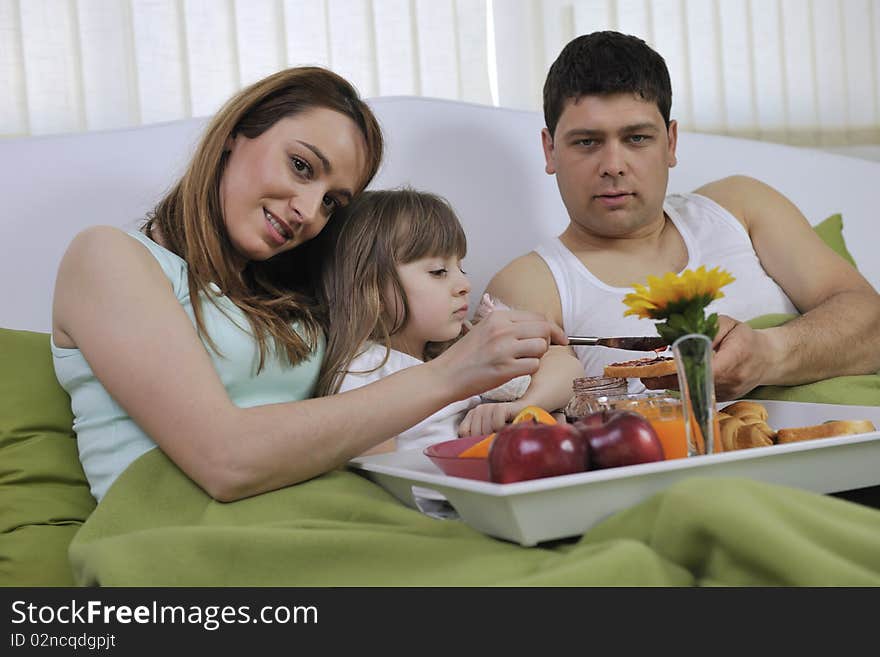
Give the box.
[67,311,880,586]
[69,449,880,586]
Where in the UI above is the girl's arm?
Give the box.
[457,346,584,437]
[53,227,562,501]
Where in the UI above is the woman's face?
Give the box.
[219,107,367,264]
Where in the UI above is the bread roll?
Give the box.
[715,401,875,448]
[776,420,876,444]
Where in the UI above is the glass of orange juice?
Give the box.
[582,393,689,460]
[637,397,688,460]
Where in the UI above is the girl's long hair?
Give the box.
[315,189,467,396]
[143,67,384,370]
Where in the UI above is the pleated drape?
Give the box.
[2,0,878,149]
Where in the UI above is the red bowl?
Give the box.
[424,435,491,482]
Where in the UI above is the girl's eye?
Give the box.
[322,195,339,212]
[459,267,468,275]
[430,268,448,277]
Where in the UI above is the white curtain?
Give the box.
[2,0,878,149]
[1,0,492,136]
[492,0,880,148]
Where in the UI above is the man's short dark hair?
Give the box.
[543,31,672,137]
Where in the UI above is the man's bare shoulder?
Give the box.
[693,174,764,196]
[694,175,785,227]
[485,251,561,322]
[490,251,550,279]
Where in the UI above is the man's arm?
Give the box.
[455,252,585,435]
[485,252,566,326]
[696,175,880,398]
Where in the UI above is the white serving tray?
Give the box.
[348,400,880,546]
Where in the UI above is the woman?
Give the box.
[51,67,563,503]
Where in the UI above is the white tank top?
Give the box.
[534,193,798,388]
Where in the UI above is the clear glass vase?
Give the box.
[672,333,718,456]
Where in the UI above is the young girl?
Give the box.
[318,189,584,452]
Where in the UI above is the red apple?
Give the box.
[488,422,589,484]
[573,410,664,469]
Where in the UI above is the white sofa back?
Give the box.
[2,96,879,333]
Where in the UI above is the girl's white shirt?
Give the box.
[338,342,483,451]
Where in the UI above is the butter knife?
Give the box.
[566,335,668,351]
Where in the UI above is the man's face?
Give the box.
[542,93,677,239]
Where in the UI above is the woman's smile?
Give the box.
[263,207,293,245]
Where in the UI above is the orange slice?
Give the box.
[512,405,557,425]
[458,433,496,458]
[458,407,556,458]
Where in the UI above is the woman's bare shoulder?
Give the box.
[65,225,142,256]
[61,225,167,278]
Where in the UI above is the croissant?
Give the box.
[717,404,776,451]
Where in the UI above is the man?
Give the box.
[486,31,880,401]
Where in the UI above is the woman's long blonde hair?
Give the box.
[143,67,384,369]
[316,189,468,396]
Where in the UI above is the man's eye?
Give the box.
[577,139,596,147]
[629,135,649,144]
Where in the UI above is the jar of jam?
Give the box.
[564,376,628,421]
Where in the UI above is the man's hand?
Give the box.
[708,315,775,400]
[642,315,776,401]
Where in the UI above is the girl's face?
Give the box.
[387,255,471,359]
[219,107,367,265]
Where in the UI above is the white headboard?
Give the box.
[2,96,878,332]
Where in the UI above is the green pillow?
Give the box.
[0,328,96,586]
[814,213,858,268]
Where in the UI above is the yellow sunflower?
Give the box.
[622,266,735,343]
[623,266,735,320]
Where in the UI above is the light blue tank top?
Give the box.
[52,231,325,501]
